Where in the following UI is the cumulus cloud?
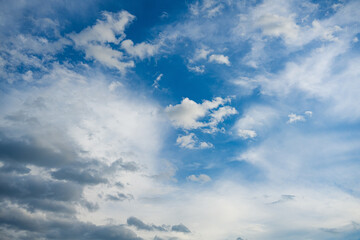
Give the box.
[69,11,159,73]
[208,54,230,65]
[165,97,235,131]
[193,48,212,61]
[69,11,135,73]
[121,39,159,60]
[70,11,134,45]
[176,133,213,149]
[187,174,211,183]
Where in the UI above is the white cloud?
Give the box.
[193,48,212,61]
[287,113,305,123]
[69,11,135,73]
[187,65,205,73]
[304,111,313,117]
[84,44,134,72]
[108,81,123,91]
[187,174,211,183]
[235,105,278,139]
[121,39,159,60]
[208,54,230,65]
[176,133,213,149]
[237,129,257,139]
[255,13,299,41]
[206,106,237,133]
[152,73,163,89]
[70,11,134,46]
[69,10,160,73]
[165,97,231,130]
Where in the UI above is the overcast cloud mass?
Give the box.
[1,0,360,239]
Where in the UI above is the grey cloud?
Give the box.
[270,194,296,204]
[127,217,153,231]
[107,193,134,202]
[0,206,142,240]
[51,168,108,185]
[80,200,99,212]
[108,159,139,172]
[0,135,75,168]
[127,217,168,232]
[0,173,82,213]
[171,224,190,233]
[0,163,30,174]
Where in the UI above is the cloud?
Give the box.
[187,65,205,73]
[152,73,163,89]
[51,168,108,185]
[0,61,167,238]
[82,44,135,72]
[69,11,135,72]
[255,13,299,41]
[270,194,295,204]
[70,11,134,46]
[165,97,234,131]
[234,106,278,139]
[193,48,212,61]
[237,129,257,139]
[0,173,82,214]
[121,39,159,60]
[208,54,230,65]
[304,111,313,117]
[69,10,159,73]
[106,193,134,202]
[171,224,190,233]
[127,217,167,232]
[0,205,142,240]
[287,113,305,123]
[187,174,211,183]
[176,133,213,149]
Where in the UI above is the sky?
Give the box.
[0,0,360,239]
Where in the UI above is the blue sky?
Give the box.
[1,0,360,239]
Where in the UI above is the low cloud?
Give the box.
[176,133,213,150]
[208,54,230,65]
[187,174,211,183]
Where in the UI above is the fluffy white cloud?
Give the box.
[69,11,135,73]
[176,133,213,149]
[187,174,211,183]
[208,54,230,65]
[237,129,257,139]
[193,48,212,61]
[121,39,159,59]
[165,97,232,130]
[83,44,134,72]
[70,11,134,46]
[70,11,160,73]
